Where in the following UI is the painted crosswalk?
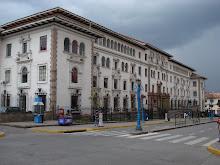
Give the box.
[65,130,218,147]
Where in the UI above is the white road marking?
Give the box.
[208,128,213,130]
[189,133,195,136]
[140,134,170,140]
[202,138,219,147]
[116,134,131,137]
[169,136,196,143]
[126,133,159,139]
[184,137,209,145]
[155,135,183,141]
[199,130,205,133]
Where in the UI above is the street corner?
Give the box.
[0,131,5,137]
[207,141,220,156]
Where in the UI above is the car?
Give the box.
[0,107,20,113]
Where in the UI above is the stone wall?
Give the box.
[0,111,54,123]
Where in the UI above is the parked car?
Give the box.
[0,107,20,113]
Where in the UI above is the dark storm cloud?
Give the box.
[0,0,219,91]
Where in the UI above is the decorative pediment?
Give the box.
[67,54,84,63]
[16,50,32,63]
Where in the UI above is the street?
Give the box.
[0,122,219,165]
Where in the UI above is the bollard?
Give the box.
[165,113,168,122]
[99,113,104,127]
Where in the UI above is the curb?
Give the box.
[207,142,220,156]
[31,120,215,134]
[0,132,5,137]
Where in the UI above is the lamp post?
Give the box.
[136,79,142,130]
[188,100,191,119]
[210,98,213,120]
[142,96,144,122]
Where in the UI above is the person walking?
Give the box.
[217,117,220,142]
[94,111,99,126]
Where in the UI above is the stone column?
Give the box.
[49,28,58,115]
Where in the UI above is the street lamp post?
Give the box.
[188,100,191,119]
[210,98,213,120]
[142,97,144,122]
[136,79,142,130]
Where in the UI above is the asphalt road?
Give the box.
[0,122,219,165]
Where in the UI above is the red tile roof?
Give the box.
[205,93,220,99]
[191,73,207,79]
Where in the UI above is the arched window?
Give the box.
[118,43,120,51]
[103,38,106,46]
[127,47,129,54]
[107,39,110,48]
[72,40,78,54]
[72,67,78,83]
[64,38,70,52]
[121,62,124,71]
[102,56,105,67]
[106,58,110,68]
[22,67,28,83]
[111,40,114,49]
[130,48,132,55]
[121,44,123,52]
[79,42,85,56]
[124,46,126,54]
[114,41,117,50]
[125,63,128,72]
[133,49,135,56]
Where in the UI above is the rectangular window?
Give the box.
[145,54,147,61]
[93,56,97,65]
[23,42,27,53]
[158,72,160,79]
[131,82,134,90]
[152,85,154,93]
[145,68,147,77]
[93,76,97,87]
[193,91,197,96]
[39,65,46,81]
[5,70,10,84]
[114,79,118,89]
[123,81,127,90]
[170,76,172,83]
[193,81,197,87]
[6,44,12,57]
[104,78,108,88]
[171,88,172,95]
[163,87,165,93]
[139,67,141,75]
[40,36,47,51]
[115,62,118,69]
[145,84,147,92]
[132,66,134,73]
[139,52,141,58]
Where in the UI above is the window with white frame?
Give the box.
[21,67,28,83]
[23,42,27,54]
[39,65,46,82]
[6,44,12,57]
[5,70,11,84]
[79,42,85,56]
[40,36,47,51]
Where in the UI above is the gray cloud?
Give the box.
[0,0,219,91]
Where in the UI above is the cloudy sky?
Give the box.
[0,0,219,92]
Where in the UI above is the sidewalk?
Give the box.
[207,141,220,156]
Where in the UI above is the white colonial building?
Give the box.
[0,7,206,116]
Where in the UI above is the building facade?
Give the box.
[205,93,220,115]
[0,7,206,115]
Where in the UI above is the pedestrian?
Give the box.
[94,111,99,126]
[145,113,148,121]
[217,117,220,142]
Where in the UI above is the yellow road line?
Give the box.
[0,132,5,137]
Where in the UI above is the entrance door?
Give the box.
[19,95,26,112]
[38,95,46,111]
[71,96,78,110]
